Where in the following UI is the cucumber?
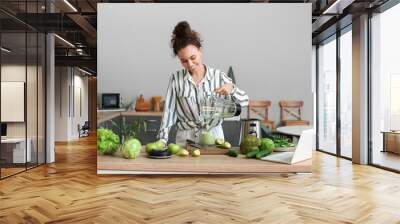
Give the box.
[226,149,238,157]
[256,150,271,159]
[246,150,259,158]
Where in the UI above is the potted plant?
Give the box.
[110,116,146,144]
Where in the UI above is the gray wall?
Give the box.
[98,3,312,125]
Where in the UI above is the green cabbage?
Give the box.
[122,138,142,159]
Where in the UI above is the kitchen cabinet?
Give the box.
[124,115,177,144]
[122,115,239,145]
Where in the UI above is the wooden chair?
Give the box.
[279,100,309,126]
[247,100,274,130]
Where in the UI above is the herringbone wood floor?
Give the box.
[1,135,400,224]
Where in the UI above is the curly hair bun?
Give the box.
[171,21,202,56]
[173,21,192,39]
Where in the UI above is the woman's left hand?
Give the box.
[214,83,234,95]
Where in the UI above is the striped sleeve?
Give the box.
[220,71,249,107]
[157,74,178,142]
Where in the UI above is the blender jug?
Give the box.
[201,93,241,122]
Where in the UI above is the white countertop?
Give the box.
[276,125,314,136]
[97,108,126,112]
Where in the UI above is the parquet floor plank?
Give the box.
[0,135,399,223]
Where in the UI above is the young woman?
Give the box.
[158,21,249,146]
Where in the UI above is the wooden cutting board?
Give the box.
[186,144,236,155]
[186,145,295,155]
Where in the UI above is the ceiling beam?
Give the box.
[67,13,97,44]
[322,0,356,14]
[55,55,96,72]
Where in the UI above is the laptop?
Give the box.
[261,129,314,164]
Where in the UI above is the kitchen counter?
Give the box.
[97,110,241,124]
[97,110,163,124]
[97,147,312,174]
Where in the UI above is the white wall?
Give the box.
[55,67,68,141]
[98,3,312,125]
[55,67,89,141]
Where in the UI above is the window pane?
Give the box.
[371,3,400,171]
[318,37,337,154]
[340,29,352,158]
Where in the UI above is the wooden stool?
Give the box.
[247,100,274,130]
[279,100,309,127]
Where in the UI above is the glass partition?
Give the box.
[0,1,46,179]
[1,30,28,177]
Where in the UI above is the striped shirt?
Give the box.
[158,65,249,142]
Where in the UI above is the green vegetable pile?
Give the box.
[269,136,295,147]
[97,128,120,155]
[240,136,277,159]
[244,138,274,159]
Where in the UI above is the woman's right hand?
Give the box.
[214,83,234,95]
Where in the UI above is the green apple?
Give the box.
[146,143,157,152]
[154,140,166,150]
[168,143,181,154]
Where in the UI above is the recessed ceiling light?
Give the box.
[63,0,78,12]
[78,67,93,76]
[1,47,11,53]
[54,34,75,48]
[323,0,354,15]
